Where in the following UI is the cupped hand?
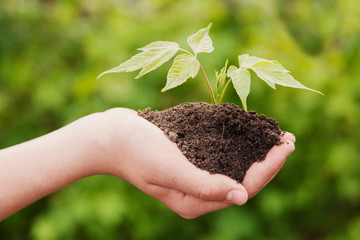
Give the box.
[96,108,295,219]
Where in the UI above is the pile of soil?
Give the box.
[138,102,282,183]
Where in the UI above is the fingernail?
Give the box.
[226,190,248,205]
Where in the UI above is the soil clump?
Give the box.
[138,102,282,183]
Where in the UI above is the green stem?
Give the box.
[219,79,232,103]
[199,64,216,104]
[179,48,216,104]
[179,48,193,56]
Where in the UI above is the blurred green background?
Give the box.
[1,0,359,239]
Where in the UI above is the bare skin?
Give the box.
[0,108,295,221]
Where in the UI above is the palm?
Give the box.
[105,109,295,218]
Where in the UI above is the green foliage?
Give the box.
[215,60,229,104]
[98,24,322,110]
[163,53,199,92]
[228,54,323,110]
[1,0,360,239]
[97,24,214,98]
[97,41,180,79]
[227,64,251,110]
[186,23,214,56]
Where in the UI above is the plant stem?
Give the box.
[179,48,216,104]
[199,64,216,104]
[219,79,232,104]
[179,48,193,56]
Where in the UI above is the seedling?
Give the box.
[98,23,323,110]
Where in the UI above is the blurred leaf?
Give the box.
[1,0,360,239]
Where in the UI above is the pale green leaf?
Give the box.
[228,67,251,111]
[238,54,272,69]
[137,41,179,52]
[136,42,180,78]
[162,54,200,92]
[255,60,290,73]
[187,23,214,56]
[238,54,249,67]
[251,62,323,94]
[227,65,238,76]
[97,41,179,79]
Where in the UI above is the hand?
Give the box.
[96,108,295,219]
[0,107,295,220]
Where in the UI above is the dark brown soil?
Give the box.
[138,102,282,183]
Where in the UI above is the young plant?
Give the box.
[98,23,323,110]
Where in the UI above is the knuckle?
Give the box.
[198,185,217,201]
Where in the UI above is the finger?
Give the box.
[145,184,233,219]
[147,152,248,205]
[281,131,296,143]
[261,138,295,186]
[136,115,248,205]
[242,140,295,198]
[260,132,295,186]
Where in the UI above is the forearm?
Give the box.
[0,115,102,220]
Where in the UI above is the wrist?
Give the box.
[63,112,111,177]
[78,108,137,177]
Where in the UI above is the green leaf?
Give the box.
[97,41,179,79]
[162,54,200,92]
[215,60,229,103]
[238,54,272,68]
[227,65,238,76]
[227,66,251,111]
[187,23,214,56]
[251,62,323,94]
[216,60,228,88]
